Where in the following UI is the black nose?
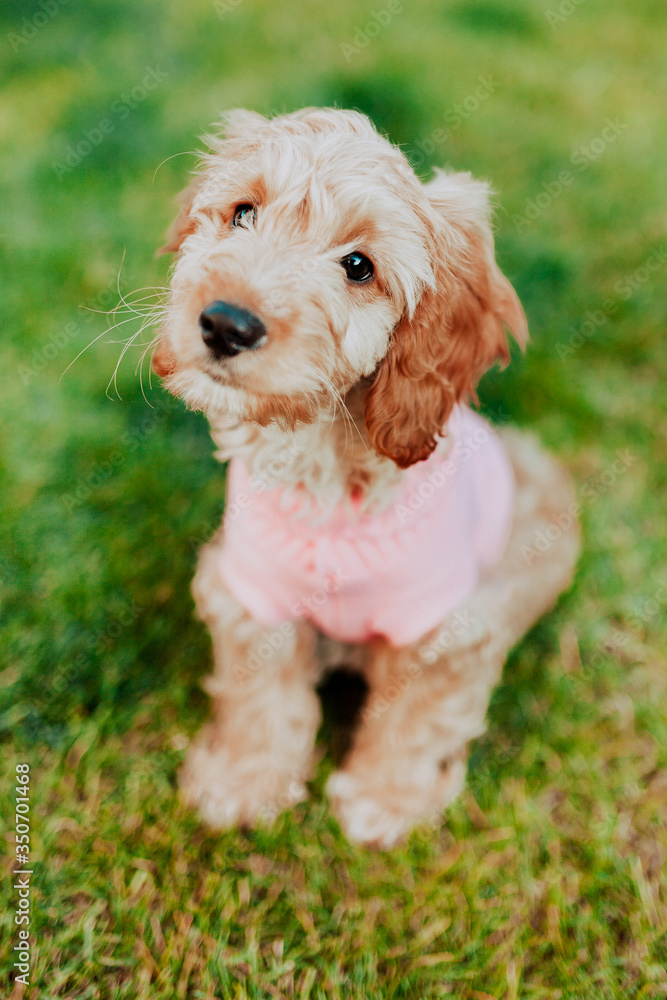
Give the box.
[199,301,266,358]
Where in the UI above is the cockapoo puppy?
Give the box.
[153,107,579,847]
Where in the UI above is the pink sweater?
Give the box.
[218,407,514,647]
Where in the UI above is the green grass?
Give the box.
[1,0,666,996]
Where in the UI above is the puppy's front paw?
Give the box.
[327,755,466,848]
[179,727,308,829]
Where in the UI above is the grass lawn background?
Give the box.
[1,0,666,996]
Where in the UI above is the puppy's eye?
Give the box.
[231,203,257,228]
[340,252,374,283]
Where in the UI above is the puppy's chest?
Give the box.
[213,419,404,514]
[216,409,516,647]
[337,442,404,512]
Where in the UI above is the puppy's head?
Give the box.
[155,108,526,466]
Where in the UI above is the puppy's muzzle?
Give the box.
[199,300,267,358]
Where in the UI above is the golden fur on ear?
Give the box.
[365,172,527,469]
[156,179,203,256]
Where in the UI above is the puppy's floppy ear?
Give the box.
[156,179,202,256]
[364,171,528,469]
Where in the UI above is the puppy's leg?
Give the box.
[327,633,500,848]
[328,432,581,848]
[180,537,321,829]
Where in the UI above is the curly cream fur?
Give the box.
[157,108,579,847]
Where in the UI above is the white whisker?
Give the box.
[152,149,200,184]
[322,376,370,458]
[61,256,168,401]
[106,312,160,400]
